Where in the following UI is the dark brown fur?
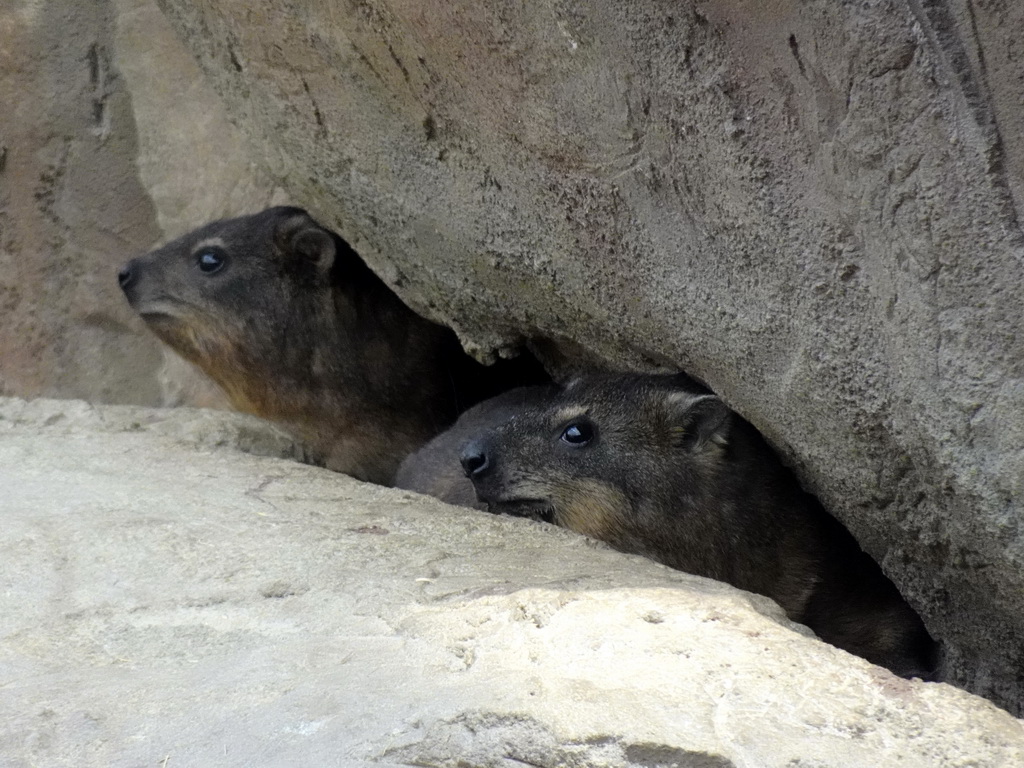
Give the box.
[119,206,544,483]
[461,373,939,678]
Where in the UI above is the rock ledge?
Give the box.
[1,398,1021,767]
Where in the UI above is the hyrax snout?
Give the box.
[120,206,543,483]
[395,385,558,508]
[462,373,938,678]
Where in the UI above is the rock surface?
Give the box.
[2,397,1023,767]
[0,0,276,407]
[153,0,1024,713]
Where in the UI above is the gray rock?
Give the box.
[153,0,1024,713]
[0,0,276,408]
[0,0,164,405]
[1,398,1022,766]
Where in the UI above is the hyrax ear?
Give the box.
[665,392,731,450]
[274,212,336,274]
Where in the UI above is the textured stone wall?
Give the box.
[0,0,278,407]
[0,1,163,404]
[153,0,1024,714]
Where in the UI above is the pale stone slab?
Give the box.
[1,399,1020,766]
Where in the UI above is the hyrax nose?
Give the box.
[459,439,491,479]
[117,259,137,291]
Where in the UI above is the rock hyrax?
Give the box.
[119,206,543,483]
[460,373,938,677]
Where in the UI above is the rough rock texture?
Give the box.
[154,0,1024,713]
[2,397,1023,766]
[0,0,161,404]
[0,0,276,407]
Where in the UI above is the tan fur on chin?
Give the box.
[148,313,262,414]
[552,479,633,543]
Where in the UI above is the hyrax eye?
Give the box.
[560,421,594,446]
[195,248,227,274]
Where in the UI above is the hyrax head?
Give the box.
[459,374,731,551]
[118,207,367,409]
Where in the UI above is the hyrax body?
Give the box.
[395,385,558,508]
[460,374,938,678]
[119,206,541,483]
